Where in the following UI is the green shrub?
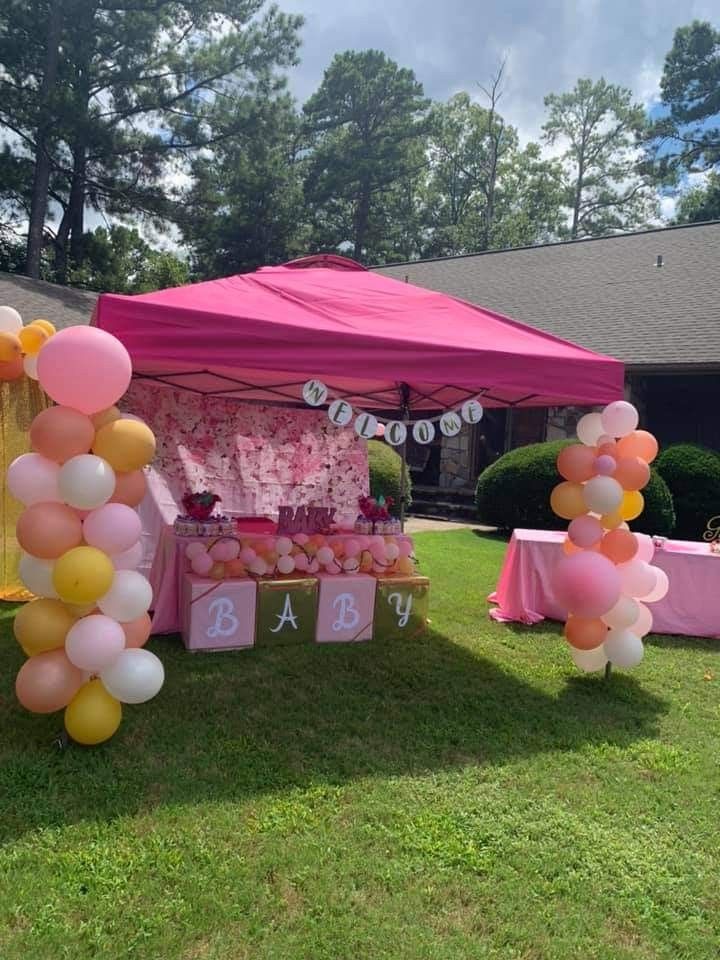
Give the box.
[656,443,720,540]
[368,440,412,517]
[476,440,675,535]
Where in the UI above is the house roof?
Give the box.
[375,221,720,372]
[0,273,96,329]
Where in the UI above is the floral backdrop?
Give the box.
[124,382,369,521]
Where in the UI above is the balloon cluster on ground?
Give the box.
[186,534,417,579]
[550,401,667,673]
[0,305,58,381]
[8,325,163,745]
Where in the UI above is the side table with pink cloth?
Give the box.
[488,529,720,639]
[149,524,415,635]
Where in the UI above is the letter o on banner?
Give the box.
[354,413,378,439]
[413,420,435,445]
[439,412,462,437]
[385,421,407,447]
[328,399,353,426]
[303,379,328,407]
[461,399,484,424]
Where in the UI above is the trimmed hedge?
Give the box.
[368,440,412,517]
[656,443,720,541]
[476,440,675,535]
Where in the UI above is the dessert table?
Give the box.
[489,529,720,639]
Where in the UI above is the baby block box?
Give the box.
[256,577,318,647]
[373,575,430,641]
[316,572,377,643]
[181,573,257,652]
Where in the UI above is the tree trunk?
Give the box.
[68,138,87,270]
[53,206,72,285]
[26,1,62,278]
[353,181,371,261]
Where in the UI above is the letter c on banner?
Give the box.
[385,421,407,447]
[354,413,378,439]
[328,399,353,426]
[413,420,435,445]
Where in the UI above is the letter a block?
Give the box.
[373,576,430,641]
[316,573,377,643]
[181,574,257,652]
[256,578,318,647]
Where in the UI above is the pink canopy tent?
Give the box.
[95,255,624,413]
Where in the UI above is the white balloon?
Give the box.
[100,648,164,704]
[601,401,639,439]
[58,454,116,509]
[576,412,604,446]
[583,476,623,515]
[637,566,669,603]
[570,644,608,673]
[98,570,152,622]
[18,553,59,598]
[112,541,144,571]
[23,354,40,380]
[602,595,639,630]
[0,305,22,333]
[604,629,644,668]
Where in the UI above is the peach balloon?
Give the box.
[122,613,152,648]
[550,482,587,520]
[557,445,596,483]
[13,598,76,656]
[564,616,608,651]
[600,528,638,564]
[15,648,84,714]
[597,440,618,458]
[0,356,24,381]
[16,502,83,559]
[613,456,650,491]
[0,330,21,363]
[91,406,121,430]
[616,430,658,464]
[110,469,147,507]
[30,406,95,463]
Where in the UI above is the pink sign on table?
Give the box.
[181,574,257,652]
[316,573,377,643]
[488,529,720,639]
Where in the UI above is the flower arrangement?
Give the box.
[182,489,221,522]
[358,493,394,523]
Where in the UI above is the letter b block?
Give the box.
[373,576,430,641]
[256,578,318,647]
[181,574,257,652]
[316,573,376,643]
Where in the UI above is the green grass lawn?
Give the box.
[1,529,719,960]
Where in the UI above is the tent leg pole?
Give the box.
[399,382,411,534]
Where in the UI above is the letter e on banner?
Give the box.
[385,421,407,447]
[439,412,462,437]
[413,420,435,445]
[328,399,353,426]
[303,379,328,407]
[461,399,484,424]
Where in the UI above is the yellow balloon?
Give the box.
[91,406,121,430]
[92,419,156,472]
[53,547,115,605]
[18,324,49,356]
[620,490,644,521]
[64,679,122,746]
[30,318,56,337]
[600,510,625,530]
[13,598,76,656]
[396,555,415,576]
[550,481,587,520]
[65,602,98,618]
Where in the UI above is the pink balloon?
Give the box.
[83,503,142,555]
[113,541,144,570]
[209,539,240,563]
[398,540,413,558]
[618,560,658,599]
[375,423,385,438]
[294,553,309,572]
[553,552,622,618]
[7,453,61,505]
[601,401,639,439]
[635,534,655,563]
[344,539,361,558]
[594,455,617,476]
[293,533,309,546]
[638,566,669,603]
[191,551,213,576]
[386,542,400,562]
[185,542,207,560]
[633,603,653,638]
[36,326,132,415]
[568,515,603,548]
[239,547,256,565]
[308,558,320,574]
[324,563,340,575]
[65,615,126,672]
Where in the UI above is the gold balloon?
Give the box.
[53,546,115,605]
[30,318,56,337]
[0,330,22,363]
[93,419,156,472]
[600,510,625,530]
[13,598,76,656]
[18,324,49,356]
[91,406,121,431]
[620,490,644,521]
[550,481,587,520]
[64,679,122,746]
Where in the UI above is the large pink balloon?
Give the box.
[7,453,61,505]
[83,503,142,555]
[553,552,622,618]
[36,326,132,415]
[65,615,126,672]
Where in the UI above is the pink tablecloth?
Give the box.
[149,525,414,635]
[489,529,720,639]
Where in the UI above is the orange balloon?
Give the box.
[620,490,644,521]
[0,330,21,363]
[332,541,346,558]
[110,469,147,507]
[16,502,83,559]
[613,456,650,491]
[209,562,225,580]
[557,445,596,483]
[122,613,152,648]
[600,510,624,530]
[225,559,247,579]
[600,528,638,564]
[616,430,658,464]
[18,324,48,356]
[550,482,587,520]
[30,405,95,463]
[0,356,24,381]
[30,318,56,337]
[597,441,618,457]
[564,616,608,650]
[15,648,84,714]
[563,538,600,555]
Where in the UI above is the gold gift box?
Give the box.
[373,575,430,641]
[255,577,319,647]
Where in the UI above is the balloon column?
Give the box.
[550,401,668,673]
[7,325,164,745]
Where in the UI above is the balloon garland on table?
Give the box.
[550,401,668,674]
[7,323,164,745]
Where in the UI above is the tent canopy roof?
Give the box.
[95,255,624,412]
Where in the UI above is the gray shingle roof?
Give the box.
[375,222,720,371]
[0,273,96,330]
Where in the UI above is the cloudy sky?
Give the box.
[282,0,718,143]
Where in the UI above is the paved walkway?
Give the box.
[404,517,496,533]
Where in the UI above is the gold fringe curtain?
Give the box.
[1,379,50,601]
